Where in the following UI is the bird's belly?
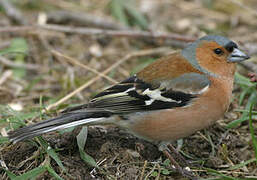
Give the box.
[118,83,232,142]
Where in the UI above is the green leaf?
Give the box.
[227,92,257,128]
[46,165,64,180]
[109,0,128,26]
[46,146,66,171]
[9,38,28,55]
[203,168,257,180]
[239,87,251,105]
[13,166,47,180]
[8,111,39,130]
[124,2,148,29]
[77,127,88,149]
[234,109,257,113]
[227,158,257,170]
[0,38,28,57]
[0,105,40,130]
[76,127,98,167]
[249,103,257,165]
[109,0,148,29]
[204,168,236,180]
[150,171,158,177]
[163,159,170,166]
[38,137,66,171]
[161,168,170,175]
[235,72,254,87]
[0,38,29,79]
[0,136,9,144]
[3,168,17,179]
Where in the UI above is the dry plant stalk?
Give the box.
[51,50,117,83]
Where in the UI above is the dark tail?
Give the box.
[8,111,113,143]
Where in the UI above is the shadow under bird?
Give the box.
[8,35,250,179]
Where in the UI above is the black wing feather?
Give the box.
[87,75,196,114]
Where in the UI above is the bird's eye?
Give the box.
[214,48,223,55]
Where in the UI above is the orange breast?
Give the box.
[122,77,234,142]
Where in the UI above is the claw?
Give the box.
[162,144,197,180]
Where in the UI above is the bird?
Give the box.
[8,35,250,178]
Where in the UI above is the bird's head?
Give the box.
[182,35,250,77]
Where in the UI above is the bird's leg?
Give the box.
[167,144,190,166]
[159,143,197,180]
[162,149,197,180]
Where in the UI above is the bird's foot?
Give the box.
[248,73,257,82]
[166,144,191,166]
[162,145,197,180]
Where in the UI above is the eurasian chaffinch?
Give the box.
[8,35,250,178]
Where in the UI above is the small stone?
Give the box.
[126,149,140,158]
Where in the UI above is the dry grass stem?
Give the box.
[0,56,40,70]
[51,50,117,83]
[139,160,147,180]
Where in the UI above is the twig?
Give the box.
[39,24,196,42]
[0,41,11,50]
[139,160,147,180]
[0,26,34,33]
[0,25,195,46]
[144,163,157,180]
[239,61,257,74]
[156,164,161,180]
[0,25,195,42]
[0,127,7,137]
[228,0,257,17]
[16,150,40,169]
[45,47,171,111]
[245,43,257,55]
[0,56,40,70]
[0,0,28,25]
[192,168,255,176]
[47,10,127,30]
[51,50,117,84]
[0,70,12,85]
[0,159,8,169]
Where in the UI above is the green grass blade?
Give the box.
[235,72,254,87]
[239,87,251,105]
[76,127,98,167]
[227,92,257,128]
[125,2,148,29]
[77,127,88,149]
[3,169,17,179]
[38,137,66,171]
[227,158,257,170]
[13,166,47,180]
[249,103,257,165]
[46,165,64,180]
[0,38,28,56]
[0,136,8,144]
[109,0,128,26]
[204,168,236,180]
[46,146,66,171]
[8,112,39,130]
[234,109,257,114]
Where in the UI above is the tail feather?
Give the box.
[8,111,113,143]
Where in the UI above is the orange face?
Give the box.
[195,41,236,78]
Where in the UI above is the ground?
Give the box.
[0,0,257,179]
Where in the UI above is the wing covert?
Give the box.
[87,73,209,114]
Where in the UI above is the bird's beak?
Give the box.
[228,48,250,62]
